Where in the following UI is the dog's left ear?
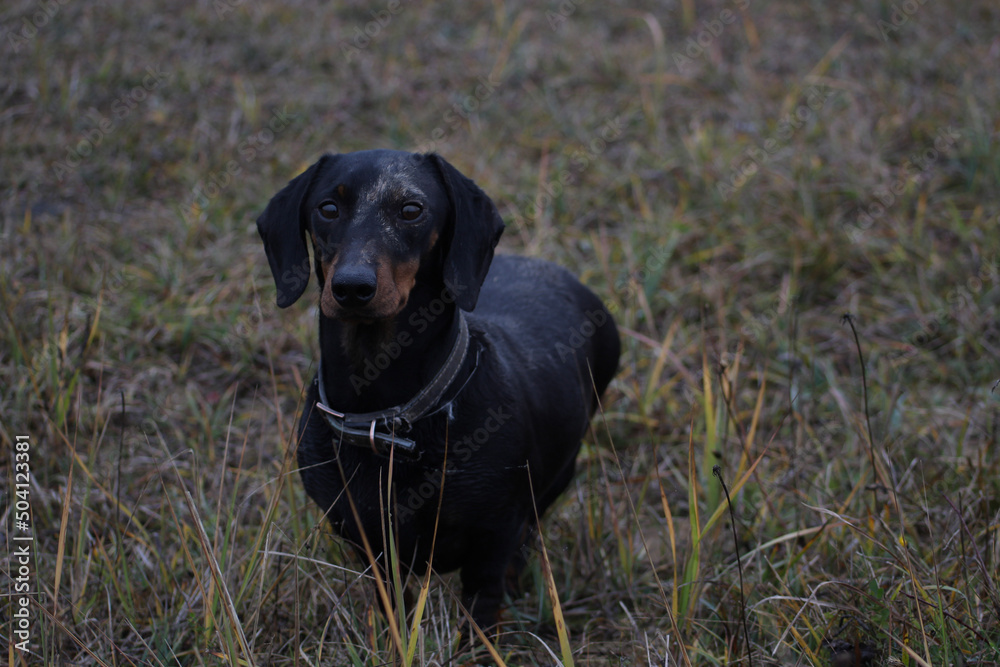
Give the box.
[427,154,505,312]
[256,155,332,308]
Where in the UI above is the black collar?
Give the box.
[315,311,472,459]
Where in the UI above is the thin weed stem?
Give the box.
[842,313,879,511]
[714,465,752,667]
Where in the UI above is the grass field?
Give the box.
[3,0,1000,664]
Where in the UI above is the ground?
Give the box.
[2,0,999,665]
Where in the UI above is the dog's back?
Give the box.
[471,254,619,498]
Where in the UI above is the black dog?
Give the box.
[257,149,620,632]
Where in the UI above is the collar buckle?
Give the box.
[315,402,419,457]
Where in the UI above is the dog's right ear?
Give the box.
[256,155,332,308]
[427,154,505,312]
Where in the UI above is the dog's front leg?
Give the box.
[458,547,513,636]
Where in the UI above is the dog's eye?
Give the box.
[318,201,339,220]
[400,203,423,221]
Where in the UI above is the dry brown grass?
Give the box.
[2,0,999,664]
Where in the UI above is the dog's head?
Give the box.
[256,150,505,321]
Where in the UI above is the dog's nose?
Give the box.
[331,266,377,309]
